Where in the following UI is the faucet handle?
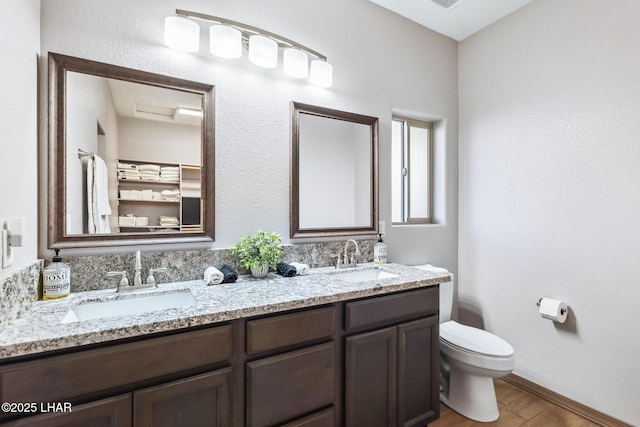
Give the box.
[350,252,358,264]
[145,268,168,287]
[107,271,129,291]
[330,253,342,268]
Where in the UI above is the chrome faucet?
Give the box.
[133,250,143,286]
[106,251,167,292]
[340,239,360,268]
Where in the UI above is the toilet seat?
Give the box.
[440,321,514,357]
[440,321,515,372]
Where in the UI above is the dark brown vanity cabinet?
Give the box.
[344,288,440,427]
[0,286,440,427]
[0,326,233,427]
[244,307,337,427]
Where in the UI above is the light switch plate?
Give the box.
[1,229,12,269]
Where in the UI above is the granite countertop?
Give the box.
[0,263,451,360]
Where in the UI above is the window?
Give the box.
[391,116,433,224]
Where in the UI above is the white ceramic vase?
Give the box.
[250,263,270,278]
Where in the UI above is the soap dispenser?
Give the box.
[42,249,71,300]
[373,234,387,264]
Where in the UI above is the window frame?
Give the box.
[391,115,434,225]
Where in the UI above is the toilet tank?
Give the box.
[439,280,453,323]
[412,265,453,323]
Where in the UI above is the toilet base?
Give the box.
[440,368,499,422]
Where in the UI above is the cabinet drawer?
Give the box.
[246,306,335,355]
[344,287,438,332]
[0,325,231,407]
[281,408,335,427]
[246,342,335,427]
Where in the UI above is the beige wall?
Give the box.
[0,0,39,274]
[37,0,459,274]
[459,0,640,423]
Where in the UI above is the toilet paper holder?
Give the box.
[537,298,567,316]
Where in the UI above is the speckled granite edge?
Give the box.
[62,240,376,292]
[0,263,452,360]
[0,261,42,329]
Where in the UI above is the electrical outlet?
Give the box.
[1,229,12,269]
[379,220,386,236]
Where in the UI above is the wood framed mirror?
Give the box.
[290,102,378,238]
[48,52,215,248]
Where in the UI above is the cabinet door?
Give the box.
[397,317,439,427]
[345,327,397,427]
[0,394,131,427]
[134,369,231,427]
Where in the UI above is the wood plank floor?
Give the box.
[429,379,601,426]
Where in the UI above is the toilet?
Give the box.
[415,265,515,422]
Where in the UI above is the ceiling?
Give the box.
[368,0,534,41]
[107,78,203,126]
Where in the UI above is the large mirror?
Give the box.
[290,102,378,238]
[48,53,215,248]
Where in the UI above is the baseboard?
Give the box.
[503,374,633,427]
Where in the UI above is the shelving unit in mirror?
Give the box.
[116,160,202,233]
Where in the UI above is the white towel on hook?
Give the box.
[87,154,112,234]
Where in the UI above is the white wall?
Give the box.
[38,0,459,274]
[459,0,640,423]
[66,71,118,234]
[118,117,201,166]
[0,0,39,274]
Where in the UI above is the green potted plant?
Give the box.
[231,231,284,278]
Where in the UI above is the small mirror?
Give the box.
[290,102,378,238]
[48,53,215,248]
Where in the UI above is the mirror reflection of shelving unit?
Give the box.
[116,160,202,232]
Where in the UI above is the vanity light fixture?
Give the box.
[164,9,333,87]
[248,34,278,68]
[283,48,309,79]
[175,107,203,118]
[164,15,200,52]
[209,24,242,59]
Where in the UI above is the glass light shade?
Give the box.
[248,35,278,68]
[309,60,333,88]
[164,16,200,52]
[283,48,309,79]
[209,25,242,59]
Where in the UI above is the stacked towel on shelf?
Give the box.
[139,164,160,181]
[117,167,141,180]
[181,180,201,197]
[159,216,179,227]
[160,166,180,182]
[118,162,139,170]
[160,189,180,201]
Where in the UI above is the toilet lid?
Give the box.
[440,321,514,357]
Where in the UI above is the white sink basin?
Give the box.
[333,268,399,283]
[61,291,196,323]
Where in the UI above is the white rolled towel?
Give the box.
[289,262,310,276]
[412,264,450,274]
[204,266,224,285]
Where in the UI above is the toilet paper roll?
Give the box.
[538,298,568,323]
